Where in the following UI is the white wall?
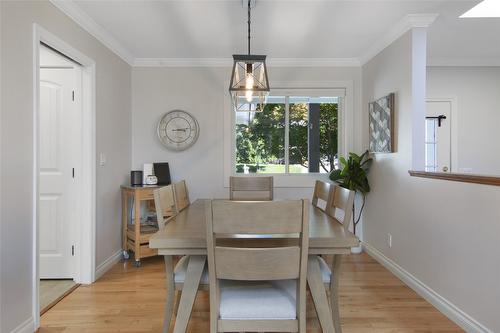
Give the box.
[427,67,500,175]
[362,30,500,332]
[131,66,362,201]
[0,1,131,332]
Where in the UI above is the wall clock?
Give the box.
[157,110,200,151]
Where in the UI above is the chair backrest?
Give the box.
[153,185,177,230]
[327,185,355,231]
[311,180,334,210]
[174,180,190,211]
[206,200,309,331]
[229,176,273,201]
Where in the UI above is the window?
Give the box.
[235,95,340,174]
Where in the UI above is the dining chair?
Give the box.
[327,185,355,231]
[229,176,274,200]
[174,179,190,211]
[153,185,178,230]
[311,180,335,211]
[206,199,309,333]
[153,185,209,328]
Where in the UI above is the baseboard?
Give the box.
[95,249,122,280]
[363,242,493,333]
[9,317,34,333]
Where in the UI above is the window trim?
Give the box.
[223,81,354,188]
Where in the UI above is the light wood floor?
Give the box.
[40,253,462,333]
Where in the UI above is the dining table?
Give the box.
[149,199,359,333]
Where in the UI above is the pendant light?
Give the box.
[229,0,270,112]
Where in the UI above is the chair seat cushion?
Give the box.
[318,256,332,283]
[174,256,209,284]
[219,279,297,320]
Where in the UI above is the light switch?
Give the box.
[99,153,106,166]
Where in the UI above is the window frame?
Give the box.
[224,81,354,188]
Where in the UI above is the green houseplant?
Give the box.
[329,150,373,236]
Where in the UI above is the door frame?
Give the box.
[32,24,96,328]
[426,97,458,172]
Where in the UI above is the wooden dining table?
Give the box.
[149,199,359,333]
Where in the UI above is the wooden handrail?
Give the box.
[408,170,500,187]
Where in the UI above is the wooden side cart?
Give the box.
[121,185,162,266]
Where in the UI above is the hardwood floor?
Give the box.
[40,253,462,333]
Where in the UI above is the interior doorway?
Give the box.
[33,24,96,329]
[38,44,82,314]
[425,99,456,173]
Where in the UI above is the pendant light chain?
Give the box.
[247,0,251,55]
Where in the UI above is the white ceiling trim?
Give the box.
[133,57,361,67]
[49,0,134,65]
[359,13,439,65]
[134,58,231,67]
[269,58,361,67]
[428,57,500,67]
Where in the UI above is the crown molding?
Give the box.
[360,13,439,65]
[269,58,361,67]
[428,57,500,67]
[133,57,361,67]
[134,58,232,67]
[49,0,134,65]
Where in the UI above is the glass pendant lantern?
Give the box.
[229,0,270,112]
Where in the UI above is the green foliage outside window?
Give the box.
[236,102,338,173]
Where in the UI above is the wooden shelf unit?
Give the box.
[121,185,162,266]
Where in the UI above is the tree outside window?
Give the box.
[236,96,338,174]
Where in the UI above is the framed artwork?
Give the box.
[369,93,395,153]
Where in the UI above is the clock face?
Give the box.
[157,110,200,151]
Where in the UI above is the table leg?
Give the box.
[330,254,343,333]
[307,256,334,333]
[163,256,175,333]
[173,255,206,333]
[134,192,141,265]
[121,191,128,254]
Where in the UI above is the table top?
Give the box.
[149,199,359,253]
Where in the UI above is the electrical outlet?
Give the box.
[387,233,392,248]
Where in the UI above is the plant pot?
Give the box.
[350,245,363,254]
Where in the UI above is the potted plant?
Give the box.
[329,150,373,245]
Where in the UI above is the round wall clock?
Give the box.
[157,110,200,151]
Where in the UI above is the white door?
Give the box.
[426,101,451,172]
[39,67,81,279]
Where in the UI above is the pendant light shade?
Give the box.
[229,54,270,112]
[229,0,270,112]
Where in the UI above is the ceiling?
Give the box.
[55,0,500,66]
